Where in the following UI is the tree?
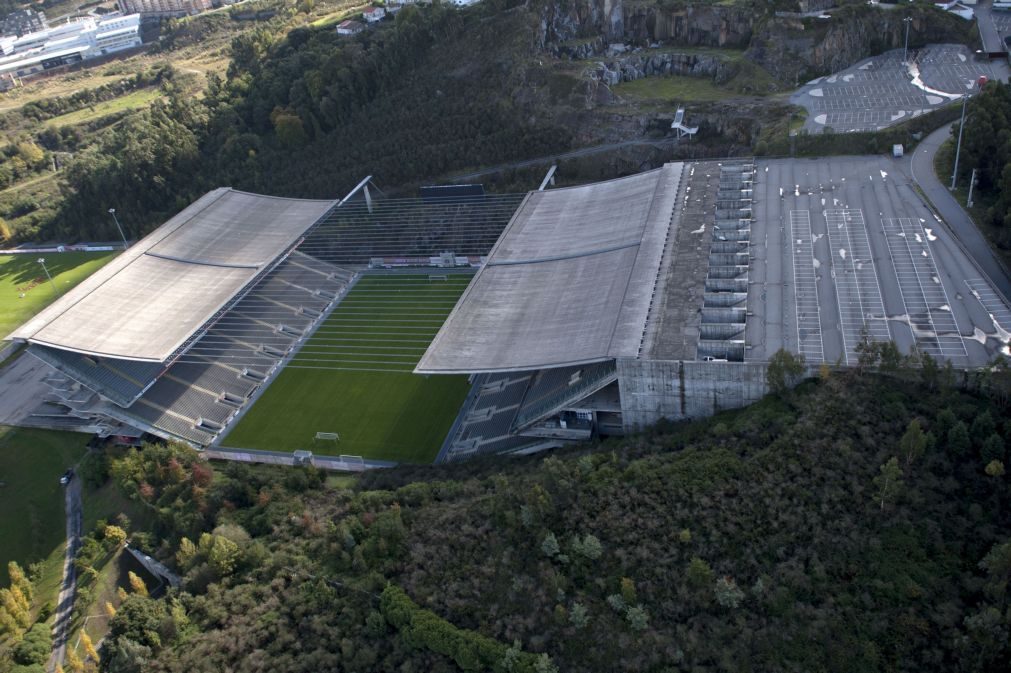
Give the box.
[687,557,714,590]
[766,348,806,396]
[873,457,904,511]
[620,577,637,605]
[207,535,241,576]
[985,459,1006,478]
[128,571,148,597]
[625,605,649,631]
[81,631,99,664]
[948,421,970,457]
[714,576,745,608]
[541,532,560,559]
[971,411,997,448]
[900,419,928,467]
[569,602,589,629]
[982,434,1006,465]
[104,525,127,547]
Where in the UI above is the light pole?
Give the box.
[903,16,913,65]
[108,208,128,249]
[37,258,57,294]
[951,76,987,190]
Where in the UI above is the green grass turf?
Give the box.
[0,252,118,337]
[223,275,472,463]
[0,427,90,585]
[44,88,163,128]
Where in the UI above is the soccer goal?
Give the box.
[428,274,449,282]
[339,454,365,470]
[314,431,340,443]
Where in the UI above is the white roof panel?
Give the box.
[416,164,683,373]
[8,189,335,361]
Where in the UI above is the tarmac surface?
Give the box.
[0,352,55,425]
[749,156,1011,366]
[791,44,996,133]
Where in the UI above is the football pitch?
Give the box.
[223,274,472,463]
[0,251,117,337]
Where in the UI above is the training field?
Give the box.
[223,274,472,463]
[0,426,89,585]
[0,252,118,337]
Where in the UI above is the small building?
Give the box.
[336,19,364,35]
[362,6,386,22]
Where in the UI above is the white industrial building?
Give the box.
[0,14,142,79]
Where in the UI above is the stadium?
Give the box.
[7,156,1011,465]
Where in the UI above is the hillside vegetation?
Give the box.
[41,362,1009,673]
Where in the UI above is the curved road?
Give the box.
[907,124,1011,301]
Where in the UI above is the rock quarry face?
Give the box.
[539,0,971,81]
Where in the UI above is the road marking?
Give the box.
[790,210,824,363]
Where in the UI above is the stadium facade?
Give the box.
[8,156,1011,461]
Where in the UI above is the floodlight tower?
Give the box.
[951,75,988,190]
[108,208,128,249]
[903,17,913,65]
[37,258,56,293]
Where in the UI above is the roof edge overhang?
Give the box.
[414,356,616,376]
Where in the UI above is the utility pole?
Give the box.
[37,258,57,294]
[903,16,913,65]
[108,208,128,249]
[967,168,977,207]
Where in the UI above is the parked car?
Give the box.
[59,469,74,485]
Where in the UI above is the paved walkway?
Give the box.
[907,124,1011,301]
[47,477,81,673]
[206,446,397,471]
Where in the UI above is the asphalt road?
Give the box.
[976,0,1006,54]
[908,125,1011,301]
[47,476,81,673]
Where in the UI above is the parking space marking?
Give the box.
[825,209,890,363]
[790,210,824,363]
[965,278,1011,333]
[882,218,967,357]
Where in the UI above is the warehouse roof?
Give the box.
[415,164,684,374]
[8,189,336,361]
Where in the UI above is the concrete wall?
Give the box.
[617,358,771,431]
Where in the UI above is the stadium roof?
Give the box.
[8,189,336,362]
[416,163,684,374]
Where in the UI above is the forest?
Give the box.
[25,0,572,243]
[2,352,1004,673]
[952,81,1011,246]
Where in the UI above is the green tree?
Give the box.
[714,576,745,608]
[766,348,806,395]
[625,605,649,631]
[948,421,971,457]
[569,602,589,629]
[873,457,904,511]
[972,411,997,448]
[982,434,1006,465]
[541,532,560,558]
[687,557,714,590]
[900,418,928,467]
[985,459,1005,478]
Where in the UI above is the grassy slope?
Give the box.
[0,251,117,337]
[44,88,164,127]
[0,427,89,585]
[224,276,470,463]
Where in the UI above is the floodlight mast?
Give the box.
[951,76,987,190]
[108,208,128,249]
[37,257,57,293]
[903,17,913,65]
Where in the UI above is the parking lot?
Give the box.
[747,156,1011,366]
[791,45,996,133]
